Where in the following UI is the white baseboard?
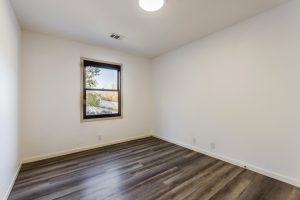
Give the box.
[4,163,22,200]
[18,134,300,188]
[153,135,300,188]
[23,134,152,163]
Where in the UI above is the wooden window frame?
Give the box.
[81,58,122,122]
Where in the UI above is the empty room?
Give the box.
[1,0,300,199]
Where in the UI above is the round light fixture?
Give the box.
[139,0,165,12]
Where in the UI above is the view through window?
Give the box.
[82,59,121,120]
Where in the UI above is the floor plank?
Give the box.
[8,137,300,200]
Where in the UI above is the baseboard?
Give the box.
[4,163,22,200]
[19,133,300,188]
[153,134,300,188]
[23,134,152,163]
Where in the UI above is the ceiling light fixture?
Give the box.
[139,0,165,12]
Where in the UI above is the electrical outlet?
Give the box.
[210,142,216,150]
[192,137,197,145]
[98,135,102,141]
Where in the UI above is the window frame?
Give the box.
[81,58,122,122]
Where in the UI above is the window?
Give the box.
[81,59,122,120]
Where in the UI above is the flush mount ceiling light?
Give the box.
[139,0,165,12]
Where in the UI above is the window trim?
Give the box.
[80,57,123,122]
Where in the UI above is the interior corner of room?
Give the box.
[1,0,300,199]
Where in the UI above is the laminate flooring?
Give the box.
[8,137,300,200]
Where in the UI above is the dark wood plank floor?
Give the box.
[9,137,300,200]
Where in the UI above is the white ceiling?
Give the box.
[11,0,289,58]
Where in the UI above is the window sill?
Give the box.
[81,116,123,123]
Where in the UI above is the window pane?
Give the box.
[85,66,118,90]
[86,90,119,116]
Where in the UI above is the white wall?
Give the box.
[152,0,300,186]
[21,31,153,161]
[0,0,21,199]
